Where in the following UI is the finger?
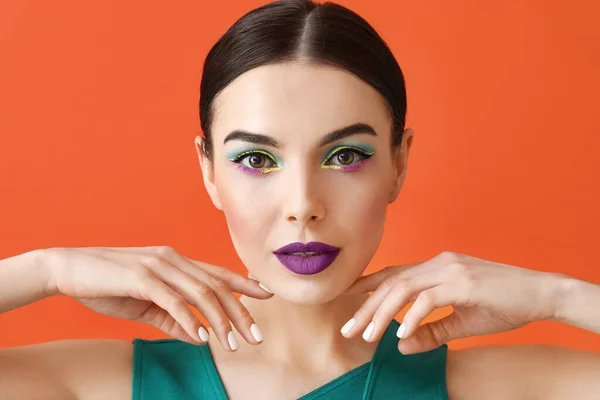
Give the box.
[343,260,442,296]
[105,246,265,348]
[166,253,264,346]
[187,286,241,352]
[145,257,242,352]
[108,246,272,298]
[343,266,403,295]
[201,278,263,347]
[138,303,202,345]
[340,281,396,338]
[137,271,207,344]
[179,264,263,348]
[359,271,445,343]
[184,257,273,299]
[400,284,458,341]
[398,313,462,355]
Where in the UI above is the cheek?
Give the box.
[333,169,391,236]
[345,184,388,246]
[329,169,392,271]
[215,171,276,251]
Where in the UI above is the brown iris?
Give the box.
[249,154,266,168]
[337,151,354,165]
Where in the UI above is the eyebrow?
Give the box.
[223,122,377,148]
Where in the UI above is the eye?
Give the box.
[331,150,357,166]
[230,150,278,170]
[324,147,373,167]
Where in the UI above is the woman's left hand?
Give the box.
[341,251,566,354]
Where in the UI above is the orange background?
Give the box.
[1,0,598,352]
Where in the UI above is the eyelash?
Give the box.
[228,150,281,176]
[321,146,375,172]
[229,146,374,175]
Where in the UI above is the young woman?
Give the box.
[1,1,599,399]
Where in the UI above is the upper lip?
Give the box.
[274,241,340,254]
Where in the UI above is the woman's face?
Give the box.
[196,61,412,305]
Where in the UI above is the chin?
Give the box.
[272,279,345,305]
[260,257,365,305]
[240,248,370,304]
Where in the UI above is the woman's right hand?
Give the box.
[41,246,273,351]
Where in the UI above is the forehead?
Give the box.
[211,62,392,142]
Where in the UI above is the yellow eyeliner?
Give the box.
[257,168,281,173]
[228,149,282,174]
[320,145,375,169]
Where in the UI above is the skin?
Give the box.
[194,60,600,399]
[1,60,598,400]
[195,60,411,375]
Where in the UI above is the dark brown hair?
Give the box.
[199,0,407,160]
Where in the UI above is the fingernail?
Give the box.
[250,323,264,342]
[198,327,209,342]
[341,318,356,335]
[259,282,273,294]
[362,321,375,341]
[397,323,407,339]
[228,331,239,351]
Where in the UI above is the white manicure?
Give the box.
[341,318,356,335]
[362,321,375,341]
[397,323,407,339]
[259,282,273,294]
[250,323,264,342]
[227,331,239,351]
[198,327,209,342]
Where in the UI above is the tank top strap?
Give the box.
[132,338,226,400]
[361,319,449,400]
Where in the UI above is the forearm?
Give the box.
[0,250,55,314]
[552,274,600,335]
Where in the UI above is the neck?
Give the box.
[238,283,377,370]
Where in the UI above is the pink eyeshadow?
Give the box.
[235,157,371,175]
[236,163,269,176]
[337,157,371,172]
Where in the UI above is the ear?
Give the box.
[194,135,223,211]
[388,128,414,204]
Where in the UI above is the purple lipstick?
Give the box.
[273,241,341,275]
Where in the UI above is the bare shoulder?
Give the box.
[0,338,134,400]
[446,343,600,400]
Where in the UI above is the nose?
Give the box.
[283,167,326,224]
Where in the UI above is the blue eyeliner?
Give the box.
[321,143,376,165]
[227,148,282,167]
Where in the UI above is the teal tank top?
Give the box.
[132,319,448,399]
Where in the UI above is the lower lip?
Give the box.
[274,250,341,275]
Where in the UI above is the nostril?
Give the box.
[286,214,322,222]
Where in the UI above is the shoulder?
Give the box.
[446,344,531,400]
[46,339,134,400]
[1,338,134,400]
[446,343,600,400]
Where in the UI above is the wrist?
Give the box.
[548,273,581,324]
[29,248,62,297]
